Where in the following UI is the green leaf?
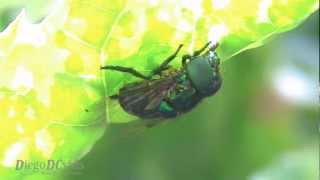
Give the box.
[0,5,106,179]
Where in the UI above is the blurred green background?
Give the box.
[0,1,318,180]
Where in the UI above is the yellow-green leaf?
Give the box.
[0,5,106,179]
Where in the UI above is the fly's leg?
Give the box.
[151,44,183,76]
[100,65,150,80]
[100,66,148,98]
[192,41,211,57]
[109,94,119,99]
[181,41,212,66]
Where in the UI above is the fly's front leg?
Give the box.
[181,41,211,66]
[100,65,150,80]
[151,44,183,76]
[192,41,211,57]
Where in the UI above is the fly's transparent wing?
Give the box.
[118,78,177,118]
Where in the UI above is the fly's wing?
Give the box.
[117,78,177,118]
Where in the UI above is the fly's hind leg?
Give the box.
[100,65,150,80]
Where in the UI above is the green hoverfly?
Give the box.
[101,42,222,121]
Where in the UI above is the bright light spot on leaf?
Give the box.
[35,129,55,158]
[25,106,36,120]
[0,50,4,59]
[180,0,203,18]
[68,18,87,35]
[79,74,97,79]
[208,24,229,44]
[212,0,230,10]
[15,11,47,47]
[2,141,26,167]
[70,18,86,28]
[11,66,34,93]
[148,0,159,6]
[16,123,25,134]
[8,106,15,118]
[257,0,272,23]
[157,10,170,22]
[177,20,193,32]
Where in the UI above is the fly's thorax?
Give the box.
[159,68,180,78]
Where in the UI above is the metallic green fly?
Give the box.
[101,42,222,124]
